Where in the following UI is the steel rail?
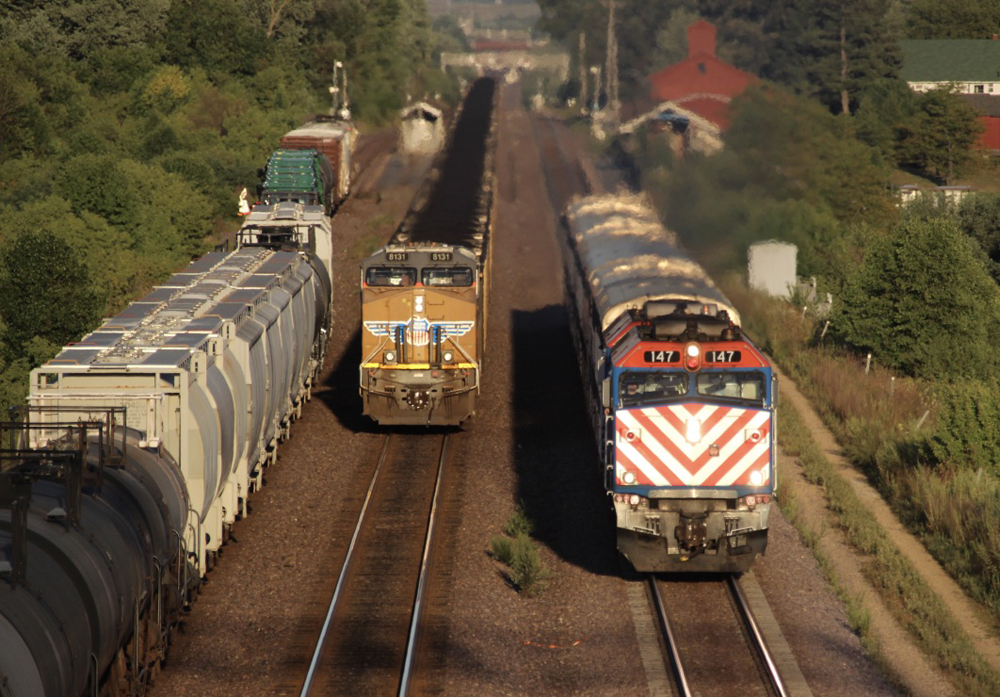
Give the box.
[398,434,450,696]
[647,575,692,697]
[300,434,393,696]
[727,574,789,697]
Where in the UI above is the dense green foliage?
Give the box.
[832,217,1000,380]
[0,0,457,403]
[896,88,985,184]
[636,86,892,290]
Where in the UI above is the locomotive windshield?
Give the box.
[619,371,688,407]
[422,267,474,287]
[366,267,417,287]
[696,371,766,405]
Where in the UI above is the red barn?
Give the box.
[647,20,758,130]
[960,95,1000,151]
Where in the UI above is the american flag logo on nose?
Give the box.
[406,317,430,346]
[363,318,475,344]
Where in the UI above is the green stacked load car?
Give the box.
[258,148,335,214]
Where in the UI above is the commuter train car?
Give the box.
[360,77,497,426]
[0,203,333,694]
[560,194,776,573]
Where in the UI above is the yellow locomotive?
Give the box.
[359,76,496,426]
[360,242,488,425]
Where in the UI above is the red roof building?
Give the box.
[647,20,758,130]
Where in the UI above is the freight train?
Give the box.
[559,194,776,573]
[0,195,334,694]
[359,77,498,426]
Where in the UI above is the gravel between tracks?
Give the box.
[154,84,909,696]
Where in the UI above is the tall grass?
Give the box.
[721,278,1000,675]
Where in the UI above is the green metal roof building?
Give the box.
[899,39,1000,93]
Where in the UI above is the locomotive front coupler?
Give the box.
[675,511,708,556]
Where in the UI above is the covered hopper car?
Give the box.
[0,201,333,694]
[559,194,776,573]
[360,77,497,426]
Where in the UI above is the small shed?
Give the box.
[399,102,444,154]
[748,241,797,299]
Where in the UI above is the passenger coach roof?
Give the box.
[564,194,739,331]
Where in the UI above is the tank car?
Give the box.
[359,77,497,426]
[559,194,776,573]
[0,203,333,694]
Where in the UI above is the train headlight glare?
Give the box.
[686,344,700,358]
[750,469,765,486]
[442,350,454,362]
[622,470,637,485]
[414,295,425,312]
[685,418,701,443]
[384,350,397,363]
[628,494,640,505]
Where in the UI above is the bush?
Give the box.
[833,216,1000,380]
[928,379,1000,475]
[490,505,550,596]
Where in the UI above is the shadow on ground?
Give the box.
[510,305,622,577]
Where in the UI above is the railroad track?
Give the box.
[649,574,789,697]
[300,432,453,695]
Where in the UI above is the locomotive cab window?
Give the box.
[696,371,765,404]
[422,267,473,287]
[619,371,688,407]
[366,267,417,287]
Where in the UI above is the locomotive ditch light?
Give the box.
[622,470,637,485]
[750,469,765,486]
[684,342,701,372]
[442,349,454,363]
[384,350,397,363]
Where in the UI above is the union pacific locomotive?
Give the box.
[360,77,497,426]
[0,197,334,694]
[560,194,776,573]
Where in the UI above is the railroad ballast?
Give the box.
[560,193,777,573]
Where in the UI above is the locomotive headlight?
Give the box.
[685,418,701,444]
[684,342,701,372]
[622,470,637,485]
[750,469,765,486]
[442,349,454,363]
[414,295,425,312]
[384,350,397,363]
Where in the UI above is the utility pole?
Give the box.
[329,61,341,116]
[605,0,619,127]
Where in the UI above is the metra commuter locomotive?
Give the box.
[0,199,333,694]
[360,77,497,425]
[560,194,776,573]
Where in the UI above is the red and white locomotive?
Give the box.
[560,194,776,573]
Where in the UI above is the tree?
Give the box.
[0,230,103,356]
[833,217,1000,380]
[956,193,1000,283]
[897,87,984,184]
[905,0,1000,39]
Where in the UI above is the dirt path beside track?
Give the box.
[772,363,1000,695]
